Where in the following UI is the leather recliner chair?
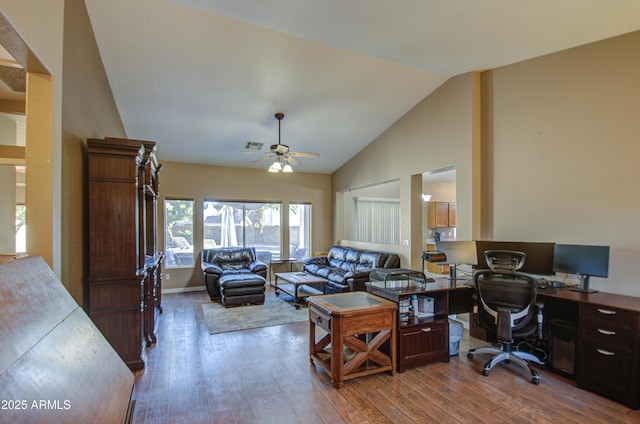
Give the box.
[201,247,268,303]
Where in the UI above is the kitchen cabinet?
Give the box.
[427,202,456,228]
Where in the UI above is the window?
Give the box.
[289,203,311,260]
[204,201,281,262]
[165,199,194,268]
[355,197,401,244]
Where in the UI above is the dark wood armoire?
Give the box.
[87,137,162,370]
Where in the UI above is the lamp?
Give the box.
[268,160,282,172]
[422,194,432,202]
[268,156,294,173]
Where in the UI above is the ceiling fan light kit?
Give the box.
[242,112,320,173]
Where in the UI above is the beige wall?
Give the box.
[335,31,640,296]
[61,0,126,304]
[333,74,474,268]
[160,161,333,290]
[485,30,640,296]
[1,0,126,305]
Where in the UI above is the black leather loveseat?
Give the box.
[302,246,401,293]
[201,247,268,305]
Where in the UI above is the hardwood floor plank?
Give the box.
[131,290,640,423]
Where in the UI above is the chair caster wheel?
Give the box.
[275,291,280,296]
[531,377,540,385]
[482,369,490,377]
[467,352,474,359]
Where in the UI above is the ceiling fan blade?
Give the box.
[288,151,320,158]
[240,150,270,155]
[253,155,274,163]
[284,155,300,166]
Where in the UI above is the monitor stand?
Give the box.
[445,264,470,286]
[568,274,598,293]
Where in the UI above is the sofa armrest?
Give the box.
[202,261,223,276]
[303,256,329,266]
[347,271,372,292]
[248,260,268,274]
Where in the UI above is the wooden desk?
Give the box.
[308,292,397,388]
[369,275,640,409]
[537,287,640,409]
[367,278,475,371]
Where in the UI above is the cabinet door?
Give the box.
[398,321,449,372]
[427,202,450,228]
[578,343,638,409]
[448,202,456,227]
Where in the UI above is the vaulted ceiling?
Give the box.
[84,0,640,173]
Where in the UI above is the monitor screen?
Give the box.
[474,241,555,276]
[434,240,478,265]
[553,244,610,278]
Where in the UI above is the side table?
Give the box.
[308,292,397,388]
[269,258,298,286]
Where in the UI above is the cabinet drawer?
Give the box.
[580,323,636,354]
[581,304,638,330]
[578,342,639,409]
[398,322,448,371]
[310,307,331,332]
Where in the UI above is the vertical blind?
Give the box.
[355,197,400,244]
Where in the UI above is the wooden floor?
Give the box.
[131,287,640,423]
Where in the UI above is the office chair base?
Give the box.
[467,347,541,385]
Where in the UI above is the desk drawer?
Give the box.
[398,321,448,372]
[310,307,331,331]
[580,323,636,354]
[581,304,638,330]
[578,342,639,409]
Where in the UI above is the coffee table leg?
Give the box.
[294,284,300,309]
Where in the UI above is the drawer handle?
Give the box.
[596,349,615,356]
[421,327,432,333]
[597,308,617,315]
[597,328,616,336]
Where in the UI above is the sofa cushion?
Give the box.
[356,252,386,270]
[219,273,266,289]
[315,267,332,279]
[345,249,361,263]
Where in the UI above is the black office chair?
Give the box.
[467,250,545,384]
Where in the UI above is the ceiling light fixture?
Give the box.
[268,159,283,173]
[241,113,319,173]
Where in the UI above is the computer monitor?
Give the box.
[434,240,478,280]
[474,241,556,276]
[553,244,609,293]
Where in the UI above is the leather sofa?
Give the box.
[302,246,401,293]
[201,247,268,305]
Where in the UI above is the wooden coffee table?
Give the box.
[274,272,325,309]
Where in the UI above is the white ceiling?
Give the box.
[84,0,640,174]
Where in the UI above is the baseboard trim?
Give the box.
[162,285,206,294]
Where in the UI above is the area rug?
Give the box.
[201,291,308,334]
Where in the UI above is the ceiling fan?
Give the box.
[242,112,320,172]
